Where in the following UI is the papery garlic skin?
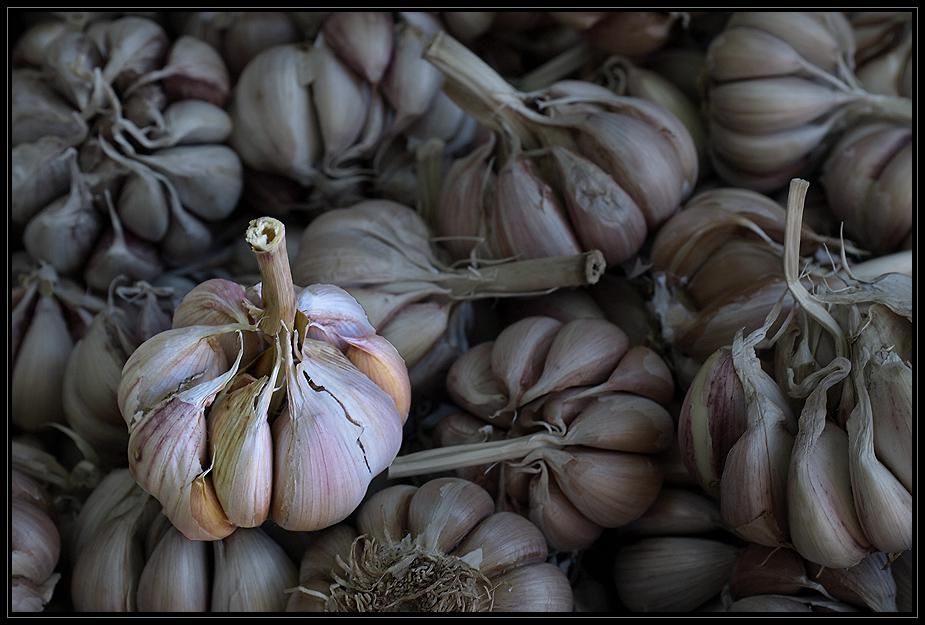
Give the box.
[288,479,572,612]
[11,469,61,613]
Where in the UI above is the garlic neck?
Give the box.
[246,217,296,336]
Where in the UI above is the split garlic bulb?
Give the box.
[71,470,297,612]
[117,217,410,540]
[390,315,675,551]
[287,478,572,612]
[12,16,243,286]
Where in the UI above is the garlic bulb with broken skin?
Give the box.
[389,315,674,550]
[71,469,297,612]
[287,479,572,612]
[118,217,409,540]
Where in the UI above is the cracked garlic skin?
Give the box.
[117,217,410,540]
[287,478,573,613]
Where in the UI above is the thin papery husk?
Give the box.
[808,552,898,612]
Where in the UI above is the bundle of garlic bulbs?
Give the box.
[287,478,572,612]
[71,470,297,611]
[390,315,675,550]
[12,16,243,289]
[118,217,410,539]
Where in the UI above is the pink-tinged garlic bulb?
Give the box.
[11,456,61,613]
[293,199,606,394]
[703,12,911,192]
[12,16,242,282]
[230,12,475,208]
[117,217,410,540]
[71,470,297,612]
[429,33,697,267]
[12,262,106,432]
[64,281,175,466]
[287,479,572,612]
[390,315,675,550]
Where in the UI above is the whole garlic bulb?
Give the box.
[63,281,176,466]
[287,478,572,612]
[12,16,243,285]
[118,217,410,540]
[390,315,675,551]
[71,470,297,612]
[230,12,473,208]
[821,122,912,253]
[11,457,61,613]
[704,12,912,192]
[12,262,106,432]
[428,33,697,267]
[293,199,606,392]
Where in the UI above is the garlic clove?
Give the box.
[131,145,242,222]
[613,537,739,612]
[452,512,547,579]
[230,45,320,184]
[137,526,209,612]
[11,70,87,147]
[323,12,394,84]
[118,171,170,242]
[343,334,412,421]
[356,484,417,545]
[447,342,510,424]
[286,578,330,612]
[208,371,276,528]
[563,393,674,454]
[809,552,898,612]
[298,524,358,583]
[12,575,60,613]
[726,12,852,72]
[222,12,300,77]
[528,465,602,551]
[706,26,812,81]
[866,351,912,491]
[538,446,662,528]
[161,99,233,146]
[520,318,629,405]
[598,346,675,404]
[729,544,822,599]
[12,139,75,224]
[685,240,785,309]
[586,11,677,57]
[71,516,145,611]
[377,302,449,367]
[548,146,648,266]
[491,155,583,260]
[11,499,60,584]
[622,488,723,537]
[312,41,368,165]
[294,284,376,348]
[407,478,494,553]
[13,21,68,67]
[172,278,259,363]
[102,16,169,90]
[490,316,562,414]
[382,21,443,128]
[71,469,150,558]
[212,529,298,612]
[43,30,100,111]
[437,133,495,260]
[12,293,73,432]
[160,35,230,106]
[489,562,573,612]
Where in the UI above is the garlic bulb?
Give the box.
[294,199,606,389]
[12,16,243,281]
[230,12,473,208]
[613,537,739,612]
[287,478,572,612]
[389,315,674,550]
[704,12,912,192]
[64,281,175,466]
[71,469,297,612]
[821,122,912,253]
[118,217,409,540]
[11,458,61,613]
[429,33,697,267]
[12,262,106,432]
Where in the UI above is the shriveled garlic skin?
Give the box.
[11,470,61,613]
[12,16,243,282]
[70,469,297,612]
[412,315,674,551]
[118,272,409,540]
[288,479,572,612]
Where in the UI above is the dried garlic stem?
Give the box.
[247,217,296,336]
[441,250,606,298]
[388,431,561,479]
[517,42,596,92]
[783,179,847,359]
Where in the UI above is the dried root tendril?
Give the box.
[326,535,494,613]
